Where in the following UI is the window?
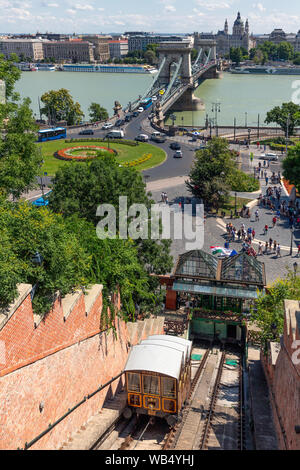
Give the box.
[127,373,141,393]
[162,377,176,398]
[143,374,160,396]
[162,399,176,413]
[128,393,141,407]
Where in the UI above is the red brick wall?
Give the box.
[0,286,164,450]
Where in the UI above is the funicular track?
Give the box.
[92,345,245,451]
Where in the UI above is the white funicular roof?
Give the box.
[141,339,187,364]
[124,344,183,380]
[148,334,192,359]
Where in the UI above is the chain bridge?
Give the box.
[129,39,220,126]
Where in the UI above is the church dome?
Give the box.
[234,12,244,26]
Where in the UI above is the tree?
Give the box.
[191,48,199,62]
[0,199,92,315]
[88,102,108,122]
[40,88,84,125]
[250,271,300,349]
[49,155,173,300]
[277,42,294,61]
[265,102,300,136]
[0,97,43,198]
[0,53,21,99]
[144,49,156,65]
[282,142,300,193]
[186,138,235,210]
[230,47,243,65]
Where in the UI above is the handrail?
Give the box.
[21,371,124,450]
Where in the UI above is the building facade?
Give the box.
[0,39,44,60]
[43,40,94,63]
[81,35,111,62]
[195,12,254,57]
[128,34,188,53]
[109,40,128,58]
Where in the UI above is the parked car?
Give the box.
[152,95,157,101]
[135,133,149,142]
[124,114,132,122]
[106,130,124,139]
[102,122,113,129]
[173,150,183,158]
[137,107,144,113]
[79,129,94,135]
[151,131,166,143]
[259,153,278,161]
[115,119,124,127]
[132,111,139,117]
[170,142,181,150]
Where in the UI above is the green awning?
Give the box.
[173,281,260,300]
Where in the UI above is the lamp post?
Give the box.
[245,112,248,128]
[234,191,237,216]
[31,251,44,300]
[211,102,221,137]
[290,226,294,256]
[248,128,251,146]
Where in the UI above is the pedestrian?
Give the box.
[297,244,300,258]
[264,224,268,235]
[258,242,263,255]
[255,209,259,222]
[265,176,269,185]
[264,241,269,254]
[273,240,277,253]
[277,244,281,258]
[165,195,169,205]
[272,216,277,227]
[161,192,164,202]
[252,229,255,239]
[269,237,273,249]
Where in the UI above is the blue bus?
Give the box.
[38,127,67,142]
[140,98,152,110]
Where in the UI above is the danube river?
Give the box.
[15,70,299,126]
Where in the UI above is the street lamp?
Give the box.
[211,102,221,137]
[290,226,294,256]
[170,113,177,126]
[248,128,251,146]
[245,112,248,128]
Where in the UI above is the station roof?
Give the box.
[173,250,265,286]
[124,343,185,380]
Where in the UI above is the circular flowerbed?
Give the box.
[56,146,115,161]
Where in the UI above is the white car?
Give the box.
[174,150,183,158]
[259,153,278,161]
[151,95,157,101]
[102,122,113,129]
[137,107,144,113]
[135,134,149,142]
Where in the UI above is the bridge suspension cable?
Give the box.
[161,56,183,103]
[141,56,167,100]
[204,48,212,66]
[192,48,202,71]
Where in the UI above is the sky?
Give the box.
[1,0,300,35]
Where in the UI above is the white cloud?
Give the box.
[66,8,76,15]
[74,3,94,10]
[195,0,231,10]
[252,3,266,12]
[165,5,176,12]
[48,2,59,7]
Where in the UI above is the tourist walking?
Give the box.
[255,209,259,222]
[258,242,263,256]
[264,224,268,235]
[277,244,281,258]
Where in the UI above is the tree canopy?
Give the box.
[250,271,300,348]
[265,102,300,136]
[186,138,236,209]
[282,142,300,193]
[40,88,84,125]
[0,53,21,99]
[88,102,109,123]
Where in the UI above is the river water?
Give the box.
[15,70,298,126]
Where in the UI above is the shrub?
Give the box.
[228,169,260,192]
[65,138,139,147]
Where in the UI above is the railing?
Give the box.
[20,371,124,450]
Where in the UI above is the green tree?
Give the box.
[265,102,300,136]
[277,41,294,61]
[40,88,84,125]
[250,271,300,349]
[186,138,235,210]
[144,49,156,65]
[230,47,243,65]
[88,102,109,122]
[0,53,21,99]
[282,142,300,193]
[0,199,91,315]
[0,98,43,198]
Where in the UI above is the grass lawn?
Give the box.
[38,139,166,176]
[218,196,253,217]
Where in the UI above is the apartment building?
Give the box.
[81,35,111,62]
[43,40,94,63]
[108,39,128,58]
[0,39,44,60]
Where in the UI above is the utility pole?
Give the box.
[212,102,221,137]
[234,117,236,141]
[245,112,247,128]
[286,113,290,155]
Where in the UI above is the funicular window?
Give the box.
[162,399,176,413]
[127,373,141,392]
[142,374,160,396]
[143,395,160,410]
[162,377,176,398]
[128,394,141,407]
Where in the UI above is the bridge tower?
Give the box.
[157,41,204,112]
